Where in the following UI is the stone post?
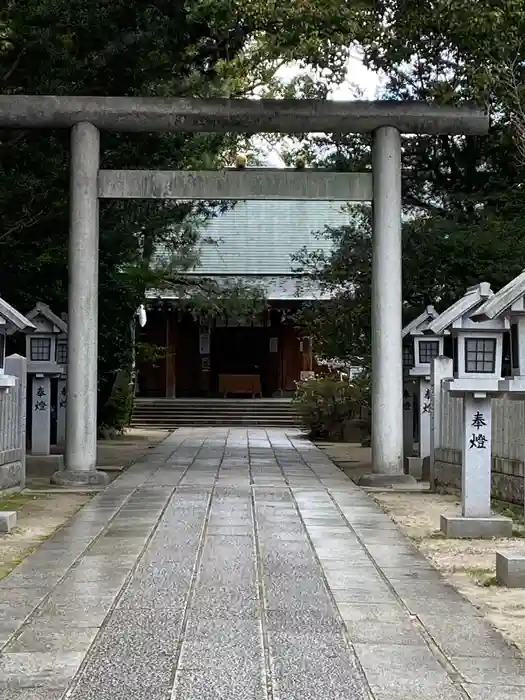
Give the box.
[419,377,432,475]
[5,354,27,489]
[30,375,51,456]
[360,126,413,486]
[57,378,67,445]
[440,391,512,537]
[461,395,492,517]
[52,122,107,486]
[403,382,414,459]
[429,356,453,490]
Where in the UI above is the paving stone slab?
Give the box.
[354,643,459,697]
[319,554,375,567]
[5,624,98,653]
[336,602,408,624]
[369,683,465,700]
[401,595,483,617]
[450,656,525,686]
[33,595,116,628]
[361,551,431,568]
[189,586,260,618]
[265,609,342,634]
[379,565,444,581]
[1,570,67,590]
[418,613,520,658]
[344,619,427,646]
[462,685,525,699]
[6,690,66,700]
[0,622,24,649]
[332,588,399,605]
[207,525,253,535]
[322,569,389,590]
[391,579,470,601]
[0,651,85,689]
[259,551,319,572]
[171,668,267,700]
[269,630,370,700]
[66,608,185,700]
[178,619,263,672]
[64,566,131,587]
[264,579,334,613]
[0,587,50,610]
[117,562,195,609]
[75,553,139,568]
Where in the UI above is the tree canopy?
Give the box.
[3,0,522,399]
[291,0,525,365]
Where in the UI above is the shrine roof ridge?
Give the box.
[26,302,68,334]
[0,96,489,135]
[471,270,525,322]
[426,282,493,335]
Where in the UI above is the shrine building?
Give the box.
[136,199,348,398]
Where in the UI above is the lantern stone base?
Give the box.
[27,454,64,478]
[496,552,525,587]
[50,469,109,487]
[440,514,513,539]
[358,472,416,487]
[0,460,24,491]
[405,456,422,480]
[0,511,16,533]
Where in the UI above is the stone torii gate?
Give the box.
[0,96,488,485]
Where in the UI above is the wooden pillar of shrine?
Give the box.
[165,308,177,398]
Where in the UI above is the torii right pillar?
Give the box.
[359,126,415,486]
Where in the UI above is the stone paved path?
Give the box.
[1,428,524,700]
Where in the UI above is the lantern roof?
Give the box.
[0,297,36,333]
[402,305,439,338]
[26,302,68,334]
[426,283,493,335]
[471,270,525,322]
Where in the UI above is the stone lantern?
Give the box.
[426,282,512,538]
[24,303,68,456]
[402,306,443,477]
[0,297,35,389]
[470,270,525,396]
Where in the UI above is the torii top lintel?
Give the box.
[0,96,488,135]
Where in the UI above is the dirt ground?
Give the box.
[318,441,525,656]
[0,427,169,579]
[0,492,92,579]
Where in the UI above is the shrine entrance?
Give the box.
[0,95,488,485]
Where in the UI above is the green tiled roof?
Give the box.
[155,200,348,276]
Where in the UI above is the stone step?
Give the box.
[131,398,301,429]
[134,409,297,418]
[134,418,298,424]
[133,404,297,411]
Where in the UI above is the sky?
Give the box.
[258,51,385,166]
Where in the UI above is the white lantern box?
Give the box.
[0,298,35,388]
[426,282,505,398]
[25,303,68,377]
[402,305,445,379]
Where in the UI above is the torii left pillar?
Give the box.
[51,122,108,486]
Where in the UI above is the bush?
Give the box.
[293,373,370,441]
[98,369,134,438]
